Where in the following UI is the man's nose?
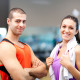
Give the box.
[20,22,23,26]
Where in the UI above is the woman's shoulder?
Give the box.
[75,45,80,50]
[75,45,80,55]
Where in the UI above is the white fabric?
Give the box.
[49,37,78,80]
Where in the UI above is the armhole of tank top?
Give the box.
[19,41,31,51]
[25,44,32,59]
[26,44,32,51]
[2,38,14,45]
[18,41,26,45]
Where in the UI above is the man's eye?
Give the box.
[62,26,66,28]
[16,20,20,23]
[23,20,26,23]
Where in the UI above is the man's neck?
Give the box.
[5,33,19,43]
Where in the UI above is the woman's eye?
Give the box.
[69,27,73,29]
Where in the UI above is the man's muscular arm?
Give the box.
[25,47,47,78]
[0,42,35,80]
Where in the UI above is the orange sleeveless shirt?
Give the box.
[0,38,31,80]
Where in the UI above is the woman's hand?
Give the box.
[60,51,71,69]
[46,57,53,68]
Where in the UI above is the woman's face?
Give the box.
[60,18,78,42]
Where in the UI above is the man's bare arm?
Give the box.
[0,42,34,80]
[25,47,47,78]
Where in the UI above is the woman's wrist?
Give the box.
[66,62,72,70]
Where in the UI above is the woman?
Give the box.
[46,15,80,80]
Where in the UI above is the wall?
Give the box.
[9,0,80,27]
[0,0,9,27]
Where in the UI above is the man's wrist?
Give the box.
[45,63,49,70]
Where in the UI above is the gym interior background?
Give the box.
[0,0,80,80]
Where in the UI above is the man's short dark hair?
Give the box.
[8,8,26,20]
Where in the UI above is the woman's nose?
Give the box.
[65,28,69,32]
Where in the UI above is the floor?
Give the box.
[40,71,51,80]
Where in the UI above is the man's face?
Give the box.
[7,12,27,35]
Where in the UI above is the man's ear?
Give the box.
[7,18,10,25]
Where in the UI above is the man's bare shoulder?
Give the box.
[0,41,15,50]
[0,42,16,57]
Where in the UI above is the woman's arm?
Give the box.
[60,45,80,80]
[46,57,53,69]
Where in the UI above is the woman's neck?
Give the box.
[62,40,69,48]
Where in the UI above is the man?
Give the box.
[0,8,47,80]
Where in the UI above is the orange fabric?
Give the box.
[0,41,31,80]
[15,44,31,68]
[0,71,9,80]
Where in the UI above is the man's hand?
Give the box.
[24,68,35,80]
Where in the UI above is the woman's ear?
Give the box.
[75,30,79,35]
